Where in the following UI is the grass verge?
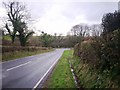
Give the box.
[44,50,76,88]
[2,49,53,62]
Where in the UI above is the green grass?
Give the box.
[3,35,11,41]
[44,50,76,88]
[2,49,53,62]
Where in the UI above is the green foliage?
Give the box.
[102,11,120,34]
[40,32,54,47]
[17,30,34,46]
[95,29,120,84]
[16,21,34,46]
[70,56,118,88]
[40,32,80,48]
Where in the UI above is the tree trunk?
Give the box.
[19,34,26,47]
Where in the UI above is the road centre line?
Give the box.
[6,61,31,71]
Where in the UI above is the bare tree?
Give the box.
[71,24,91,56]
[3,1,33,46]
[71,24,89,39]
[90,24,103,37]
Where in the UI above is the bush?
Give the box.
[70,56,119,88]
[80,41,99,67]
[100,29,120,84]
[102,11,120,34]
[73,29,120,86]
[73,43,80,56]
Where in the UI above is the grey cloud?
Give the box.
[60,2,118,23]
[27,2,54,19]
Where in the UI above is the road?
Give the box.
[2,49,65,89]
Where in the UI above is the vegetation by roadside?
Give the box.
[73,10,120,88]
[2,49,53,62]
[70,56,119,88]
[44,50,76,88]
[2,46,50,53]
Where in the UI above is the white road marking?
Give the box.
[32,58,59,89]
[6,61,31,71]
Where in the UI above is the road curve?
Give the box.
[2,49,66,89]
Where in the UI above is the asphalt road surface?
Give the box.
[2,49,66,89]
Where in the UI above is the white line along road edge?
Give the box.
[6,61,31,71]
[32,58,59,89]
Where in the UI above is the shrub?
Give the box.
[73,29,120,86]
[80,41,99,67]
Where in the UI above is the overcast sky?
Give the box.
[0,0,119,35]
